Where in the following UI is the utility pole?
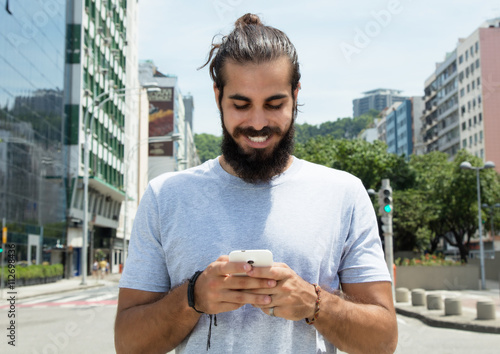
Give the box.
[378,179,394,297]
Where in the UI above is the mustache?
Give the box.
[232,126,283,138]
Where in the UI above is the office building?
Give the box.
[0,2,67,267]
[353,88,408,118]
[139,61,200,181]
[64,0,141,276]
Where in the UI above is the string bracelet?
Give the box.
[305,283,321,325]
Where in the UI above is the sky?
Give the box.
[137,0,500,136]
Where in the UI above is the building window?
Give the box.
[462,122,466,130]
[481,149,484,158]
[474,133,478,144]
[472,81,475,90]
[479,131,483,142]
[477,77,481,86]
[478,95,481,105]
[460,88,465,97]
[479,113,482,121]
[475,58,480,68]
[475,41,479,53]
[467,84,470,93]
[465,51,469,61]
[463,139,467,148]
[470,136,473,146]
[459,55,463,64]
[470,46,474,57]
[474,116,477,125]
[469,119,472,127]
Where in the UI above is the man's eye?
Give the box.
[267,103,283,110]
[234,104,250,110]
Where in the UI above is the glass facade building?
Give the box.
[0,2,68,265]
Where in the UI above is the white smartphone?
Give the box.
[228,249,274,276]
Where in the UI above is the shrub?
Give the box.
[395,254,462,266]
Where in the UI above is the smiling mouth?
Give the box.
[248,135,269,143]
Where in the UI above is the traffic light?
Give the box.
[378,182,393,215]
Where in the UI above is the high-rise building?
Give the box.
[421,51,460,157]
[422,18,500,172]
[0,2,67,268]
[457,18,500,171]
[353,88,408,118]
[377,97,423,159]
[64,0,141,276]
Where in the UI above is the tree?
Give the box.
[295,137,414,190]
[194,133,222,163]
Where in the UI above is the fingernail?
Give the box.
[268,280,276,287]
[243,264,252,271]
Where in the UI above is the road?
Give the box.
[1,284,118,353]
[2,284,499,353]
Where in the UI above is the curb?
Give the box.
[395,306,500,334]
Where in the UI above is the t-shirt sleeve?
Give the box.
[338,179,391,284]
[119,184,171,292]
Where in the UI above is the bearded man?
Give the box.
[115,13,397,354]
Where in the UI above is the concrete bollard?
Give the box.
[411,288,426,306]
[444,297,462,316]
[476,301,496,320]
[427,294,443,310]
[395,288,410,303]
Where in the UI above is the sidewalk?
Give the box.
[395,279,500,334]
[1,273,122,300]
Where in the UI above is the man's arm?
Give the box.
[114,283,200,354]
[115,257,277,353]
[248,265,397,354]
[314,281,397,354]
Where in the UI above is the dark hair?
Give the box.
[201,13,301,112]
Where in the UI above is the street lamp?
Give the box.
[122,133,181,269]
[80,85,158,285]
[460,160,496,290]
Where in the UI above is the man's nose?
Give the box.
[246,108,269,131]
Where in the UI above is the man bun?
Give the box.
[235,13,262,27]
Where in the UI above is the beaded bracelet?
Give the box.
[305,283,321,325]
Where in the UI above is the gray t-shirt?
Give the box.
[120,157,390,353]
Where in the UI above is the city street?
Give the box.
[1,282,499,353]
[1,284,118,353]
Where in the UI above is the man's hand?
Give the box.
[245,263,318,321]
[193,255,277,314]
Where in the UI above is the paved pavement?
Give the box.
[394,279,500,334]
[2,273,500,335]
[0,272,122,300]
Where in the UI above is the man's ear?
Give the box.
[293,82,301,101]
[213,83,221,110]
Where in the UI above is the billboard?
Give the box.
[148,87,174,156]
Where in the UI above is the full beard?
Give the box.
[220,114,295,184]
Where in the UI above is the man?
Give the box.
[115,13,397,354]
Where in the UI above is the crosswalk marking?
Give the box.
[0,292,118,309]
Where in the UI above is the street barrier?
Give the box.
[476,300,496,320]
[411,288,426,306]
[426,293,443,310]
[444,297,462,315]
[395,287,409,302]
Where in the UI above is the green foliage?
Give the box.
[194,133,222,163]
[294,110,378,144]
[1,264,63,281]
[295,137,414,190]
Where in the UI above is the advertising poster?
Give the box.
[148,87,174,156]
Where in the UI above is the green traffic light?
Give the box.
[384,204,392,213]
